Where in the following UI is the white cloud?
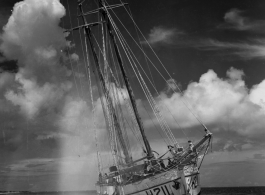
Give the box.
[249,80,265,109]
[70,53,79,61]
[150,68,265,138]
[143,26,182,45]
[0,0,66,62]
[220,8,265,32]
[226,67,244,80]
[223,9,247,30]
[58,97,93,134]
[198,39,265,59]
[0,0,77,119]
[5,72,72,119]
[0,0,87,166]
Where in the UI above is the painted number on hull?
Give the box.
[145,185,171,195]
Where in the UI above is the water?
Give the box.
[0,191,96,195]
[1,187,265,195]
[201,186,265,195]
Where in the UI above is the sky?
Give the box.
[0,0,265,191]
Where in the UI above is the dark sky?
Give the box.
[1,0,265,85]
[0,0,265,191]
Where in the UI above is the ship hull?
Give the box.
[123,174,201,195]
[96,165,201,195]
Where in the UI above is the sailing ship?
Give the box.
[66,0,212,195]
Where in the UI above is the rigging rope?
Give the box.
[142,103,169,145]
[104,5,190,143]
[107,2,207,133]
[107,13,177,146]
[84,31,102,173]
[83,26,119,169]
[107,35,144,149]
[91,34,145,150]
[125,2,156,88]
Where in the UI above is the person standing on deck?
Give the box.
[188,141,194,152]
[168,145,176,157]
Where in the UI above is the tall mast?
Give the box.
[77,0,132,164]
[98,0,153,158]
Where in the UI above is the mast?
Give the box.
[77,0,132,164]
[98,0,153,158]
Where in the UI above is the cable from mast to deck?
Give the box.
[76,0,134,164]
[74,0,212,167]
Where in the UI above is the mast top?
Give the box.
[77,0,85,5]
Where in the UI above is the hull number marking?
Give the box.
[145,185,171,195]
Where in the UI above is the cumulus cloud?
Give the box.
[0,0,86,159]
[0,0,77,120]
[249,80,265,109]
[0,0,66,62]
[5,72,72,119]
[150,67,265,138]
[220,8,265,32]
[143,26,183,45]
